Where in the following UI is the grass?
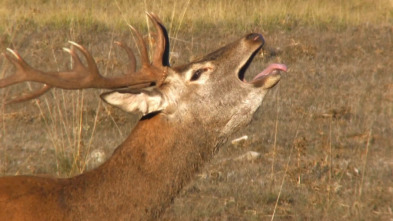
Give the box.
[1,0,393,220]
[0,0,392,35]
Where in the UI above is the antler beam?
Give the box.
[1,12,169,103]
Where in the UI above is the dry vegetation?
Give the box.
[1,0,393,220]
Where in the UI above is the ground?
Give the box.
[1,1,393,220]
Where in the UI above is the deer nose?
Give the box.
[246,33,265,45]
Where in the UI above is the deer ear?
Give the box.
[100,89,167,116]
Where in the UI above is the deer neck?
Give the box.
[106,114,221,180]
[66,114,223,219]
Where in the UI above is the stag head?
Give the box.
[101,28,287,138]
[0,12,288,220]
[2,12,286,137]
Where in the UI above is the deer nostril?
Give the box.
[246,33,265,44]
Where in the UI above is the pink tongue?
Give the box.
[252,63,287,81]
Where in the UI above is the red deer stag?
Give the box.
[0,12,287,220]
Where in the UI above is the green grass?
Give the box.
[1,0,392,34]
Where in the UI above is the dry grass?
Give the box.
[0,0,392,33]
[1,0,393,220]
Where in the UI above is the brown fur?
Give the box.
[0,19,284,219]
[0,115,222,220]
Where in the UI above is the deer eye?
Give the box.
[190,68,207,81]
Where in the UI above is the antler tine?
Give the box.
[1,15,172,103]
[1,51,52,104]
[6,85,52,104]
[146,12,170,67]
[114,41,136,72]
[1,50,32,88]
[128,25,149,67]
[68,41,100,76]
[62,45,85,72]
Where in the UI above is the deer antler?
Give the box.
[1,12,169,103]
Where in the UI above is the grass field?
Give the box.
[1,0,393,220]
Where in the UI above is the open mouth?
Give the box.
[238,48,287,85]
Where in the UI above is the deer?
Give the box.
[0,12,287,220]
